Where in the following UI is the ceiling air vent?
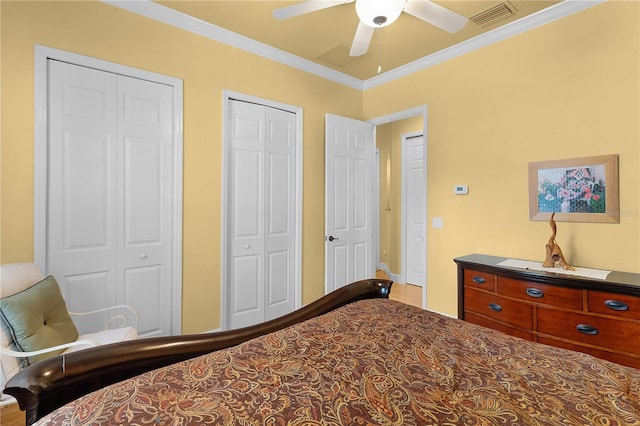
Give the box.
[469,2,517,28]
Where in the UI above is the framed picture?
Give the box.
[528,154,619,223]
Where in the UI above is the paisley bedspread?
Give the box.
[36,299,640,425]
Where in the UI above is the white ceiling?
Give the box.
[110,1,602,88]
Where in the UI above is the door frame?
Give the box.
[33,45,184,335]
[402,131,426,288]
[369,106,427,309]
[220,90,303,331]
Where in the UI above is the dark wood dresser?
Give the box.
[455,254,640,369]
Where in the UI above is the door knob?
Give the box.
[139,253,148,260]
[328,235,339,242]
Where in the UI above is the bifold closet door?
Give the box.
[47,60,173,338]
[227,100,296,329]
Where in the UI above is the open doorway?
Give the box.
[370,106,427,309]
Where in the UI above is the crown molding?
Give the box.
[103,0,603,92]
[363,0,604,90]
[103,0,365,90]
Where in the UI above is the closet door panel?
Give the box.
[228,101,266,329]
[48,61,118,334]
[117,74,174,338]
[264,108,296,321]
[124,266,163,335]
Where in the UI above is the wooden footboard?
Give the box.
[4,279,392,425]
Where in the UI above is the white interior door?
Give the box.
[227,99,296,329]
[47,60,174,338]
[404,134,426,287]
[325,114,375,293]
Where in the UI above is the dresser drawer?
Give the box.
[497,277,583,310]
[464,287,533,330]
[465,312,534,341]
[537,336,640,370]
[537,307,640,355]
[588,290,640,320]
[464,269,496,292]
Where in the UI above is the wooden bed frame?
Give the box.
[4,279,392,425]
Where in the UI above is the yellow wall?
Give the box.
[364,1,640,315]
[0,0,362,333]
[1,1,638,328]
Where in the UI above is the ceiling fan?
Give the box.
[273,0,469,57]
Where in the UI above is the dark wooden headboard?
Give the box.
[4,278,392,425]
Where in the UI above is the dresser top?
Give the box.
[454,254,640,294]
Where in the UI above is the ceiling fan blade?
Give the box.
[349,21,375,56]
[273,0,351,20]
[403,0,469,33]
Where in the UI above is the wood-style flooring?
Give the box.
[0,402,25,426]
[377,270,422,308]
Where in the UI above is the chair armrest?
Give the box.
[1,339,101,358]
[68,304,139,328]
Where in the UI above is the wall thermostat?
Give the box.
[454,185,468,195]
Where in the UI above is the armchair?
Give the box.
[0,263,138,406]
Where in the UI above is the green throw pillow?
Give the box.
[0,275,79,366]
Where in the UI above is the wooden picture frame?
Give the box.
[528,154,619,223]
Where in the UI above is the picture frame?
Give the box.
[528,154,619,223]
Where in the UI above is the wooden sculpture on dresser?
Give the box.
[542,212,575,270]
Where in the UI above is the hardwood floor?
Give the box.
[377,270,422,308]
[0,402,25,426]
[390,282,422,308]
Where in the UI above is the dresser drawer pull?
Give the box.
[604,300,629,311]
[525,288,544,298]
[472,276,486,284]
[488,303,502,312]
[576,324,599,335]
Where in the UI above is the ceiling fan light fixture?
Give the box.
[355,0,405,28]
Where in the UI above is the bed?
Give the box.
[5,278,640,425]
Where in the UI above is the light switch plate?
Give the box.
[432,217,443,228]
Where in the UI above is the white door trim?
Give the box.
[34,45,184,334]
[373,147,380,271]
[369,106,427,309]
[221,90,303,331]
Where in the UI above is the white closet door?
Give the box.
[117,75,174,338]
[229,101,266,329]
[227,100,296,328]
[264,107,296,321]
[48,60,173,337]
[48,61,119,333]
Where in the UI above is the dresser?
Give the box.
[455,254,640,369]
